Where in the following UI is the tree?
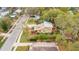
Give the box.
[0,17,12,32]
[27,7,40,16]
[40,8,65,32]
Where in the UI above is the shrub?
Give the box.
[30,33,56,42]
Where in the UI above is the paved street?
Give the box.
[0,15,28,51]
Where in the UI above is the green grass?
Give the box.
[29,33,55,41]
[20,32,55,42]
[0,36,5,48]
[20,28,31,43]
[26,18,36,24]
[20,18,36,43]
[0,39,6,48]
[16,46,29,51]
[0,36,3,42]
[20,33,28,43]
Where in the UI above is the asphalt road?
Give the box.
[0,15,28,51]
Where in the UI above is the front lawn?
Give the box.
[16,46,29,51]
[20,28,31,43]
[26,18,36,25]
[20,32,29,42]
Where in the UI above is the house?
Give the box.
[0,7,7,12]
[0,10,9,17]
[10,9,22,18]
[10,14,16,18]
[0,7,9,17]
[15,9,22,13]
[27,21,54,33]
[10,12,17,18]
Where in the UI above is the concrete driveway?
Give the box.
[29,42,59,51]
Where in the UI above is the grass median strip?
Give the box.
[0,39,6,48]
[16,46,29,51]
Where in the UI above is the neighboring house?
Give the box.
[10,9,22,18]
[0,7,7,12]
[0,10,9,17]
[15,9,22,13]
[10,14,16,18]
[0,7,9,17]
[10,12,17,18]
[27,21,54,33]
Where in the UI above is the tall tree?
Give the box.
[0,17,12,32]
